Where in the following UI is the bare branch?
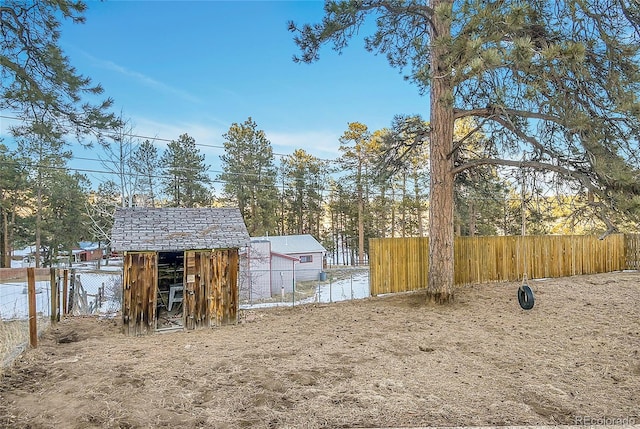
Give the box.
[452,157,599,191]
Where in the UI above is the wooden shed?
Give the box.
[111,207,249,335]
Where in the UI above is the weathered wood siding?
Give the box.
[210,248,239,326]
[370,234,627,296]
[122,252,157,336]
[184,251,203,330]
[184,249,239,329]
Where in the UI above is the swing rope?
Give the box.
[521,169,528,285]
[518,166,535,310]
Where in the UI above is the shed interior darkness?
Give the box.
[157,251,185,330]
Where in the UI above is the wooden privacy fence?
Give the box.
[370,234,629,296]
[624,234,640,270]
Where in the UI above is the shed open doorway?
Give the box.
[157,251,185,331]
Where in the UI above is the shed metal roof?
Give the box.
[251,234,326,254]
[111,207,250,252]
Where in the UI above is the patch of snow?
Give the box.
[1,270,122,319]
[0,281,52,320]
[12,246,36,257]
[240,271,370,310]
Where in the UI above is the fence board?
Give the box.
[370,234,630,296]
[625,234,640,269]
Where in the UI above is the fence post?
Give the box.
[50,268,57,324]
[350,274,354,300]
[68,269,75,314]
[329,276,332,303]
[99,283,104,309]
[62,269,69,315]
[27,267,37,348]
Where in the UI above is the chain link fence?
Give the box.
[67,268,122,317]
[1,269,53,371]
[239,266,370,308]
[2,263,367,368]
[0,266,122,372]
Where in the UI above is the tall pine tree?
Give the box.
[0,144,29,267]
[161,134,211,208]
[2,1,118,141]
[280,149,327,238]
[219,118,279,236]
[291,0,640,302]
[131,140,160,207]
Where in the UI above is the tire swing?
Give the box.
[518,277,535,310]
[517,168,535,310]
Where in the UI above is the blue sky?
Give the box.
[4,1,429,187]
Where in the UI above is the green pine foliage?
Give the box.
[131,140,161,207]
[218,118,279,236]
[290,0,640,297]
[280,149,328,237]
[1,0,118,140]
[0,145,30,267]
[41,170,91,265]
[160,134,212,208]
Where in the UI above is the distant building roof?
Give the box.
[78,241,100,250]
[251,234,327,254]
[271,251,299,261]
[111,207,250,252]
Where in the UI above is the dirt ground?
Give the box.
[1,272,639,429]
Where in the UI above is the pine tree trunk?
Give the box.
[280,180,285,235]
[427,0,455,304]
[357,164,365,265]
[358,196,364,265]
[469,200,476,236]
[402,172,407,238]
[35,173,42,269]
[380,187,387,238]
[414,173,424,237]
[149,171,156,207]
[391,186,396,238]
[2,210,9,268]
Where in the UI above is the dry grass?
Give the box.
[1,316,52,376]
[1,272,639,429]
[0,320,29,373]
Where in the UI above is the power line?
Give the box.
[0,158,340,195]
[0,158,538,204]
[0,114,340,162]
[3,115,528,200]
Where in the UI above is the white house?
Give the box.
[241,234,327,300]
